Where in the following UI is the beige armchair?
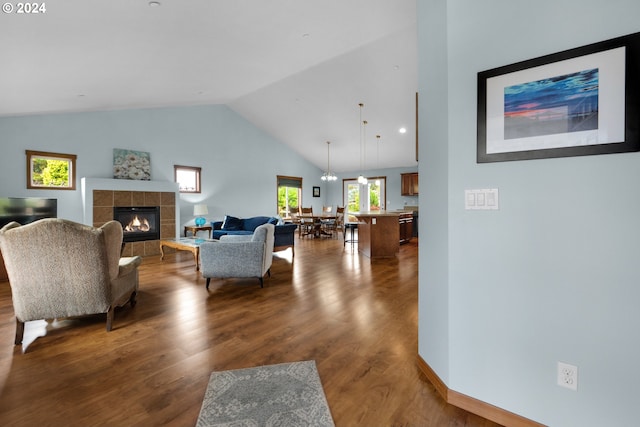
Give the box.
[0,218,141,345]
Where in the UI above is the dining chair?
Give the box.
[299,207,314,237]
[320,206,333,236]
[320,206,340,237]
[334,206,345,238]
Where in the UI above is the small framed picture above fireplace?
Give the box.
[113,149,151,180]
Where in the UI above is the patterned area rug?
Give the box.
[196,360,335,427]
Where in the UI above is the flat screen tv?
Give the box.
[0,197,57,228]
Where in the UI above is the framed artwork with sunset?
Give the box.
[477,32,640,163]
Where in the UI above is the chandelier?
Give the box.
[320,141,337,181]
[357,103,368,185]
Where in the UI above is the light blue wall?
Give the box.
[418,1,640,426]
[0,105,323,229]
[0,105,418,232]
[418,0,451,387]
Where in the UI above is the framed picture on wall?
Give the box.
[113,149,151,180]
[313,186,320,197]
[477,31,640,163]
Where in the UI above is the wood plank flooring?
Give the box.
[0,235,502,427]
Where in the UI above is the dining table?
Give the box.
[297,213,337,238]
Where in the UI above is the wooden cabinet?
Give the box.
[354,214,400,258]
[401,173,419,196]
[399,213,413,244]
[353,212,413,257]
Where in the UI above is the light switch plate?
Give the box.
[465,188,499,210]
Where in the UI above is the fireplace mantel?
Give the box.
[81,177,180,239]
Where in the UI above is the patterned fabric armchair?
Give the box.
[0,218,141,345]
[200,223,274,289]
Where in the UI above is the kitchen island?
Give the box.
[353,211,412,258]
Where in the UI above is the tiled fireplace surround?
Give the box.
[93,190,174,257]
[82,178,180,258]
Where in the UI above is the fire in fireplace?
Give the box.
[125,215,150,232]
[113,206,160,243]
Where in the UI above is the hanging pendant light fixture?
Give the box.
[357,103,368,185]
[320,141,337,181]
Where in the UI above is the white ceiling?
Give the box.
[0,0,418,173]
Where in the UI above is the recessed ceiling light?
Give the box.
[399,127,407,134]
[149,1,161,7]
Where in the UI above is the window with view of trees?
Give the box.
[343,177,386,216]
[277,175,302,218]
[26,150,77,190]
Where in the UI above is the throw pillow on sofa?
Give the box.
[221,215,244,230]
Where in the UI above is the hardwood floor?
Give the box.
[0,236,502,427]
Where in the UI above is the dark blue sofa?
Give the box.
[211,215,298,254]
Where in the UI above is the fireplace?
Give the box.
[114,206,160,243]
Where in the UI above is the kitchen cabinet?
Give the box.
[401,173,419,196]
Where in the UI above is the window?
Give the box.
[26,150,77,190]
[343,177,386,216]
[174,165,201,193]
[368,178,385,211]
[277,175,302,218]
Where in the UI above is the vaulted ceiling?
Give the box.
[1,0,417,172]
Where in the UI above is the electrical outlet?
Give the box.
[557,362,578,391]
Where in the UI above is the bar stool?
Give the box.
[344,222,358,247]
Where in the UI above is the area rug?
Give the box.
[196,360,335,427]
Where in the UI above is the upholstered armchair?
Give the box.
[200,223,274,289]
[0,218,142,345]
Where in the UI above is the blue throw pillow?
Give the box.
[221,215,244,230]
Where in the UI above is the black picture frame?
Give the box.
[477,31,640,163]
[313,186,320,197]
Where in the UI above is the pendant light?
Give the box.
[320,141,337,181]
[357,103,367,185]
